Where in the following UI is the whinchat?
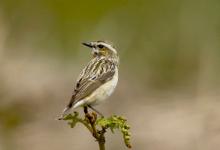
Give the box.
[60,41,119,117]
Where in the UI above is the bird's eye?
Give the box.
[97,45,104,49]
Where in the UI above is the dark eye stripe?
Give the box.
[98,44,104,48]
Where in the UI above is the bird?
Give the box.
[59,41,119,118]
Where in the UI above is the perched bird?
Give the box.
[60,41,119,118]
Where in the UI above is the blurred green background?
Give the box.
[0,0,220,150]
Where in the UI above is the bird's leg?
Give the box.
[84,106,93,123]
[88,105,104,117]
[84,106,88,114]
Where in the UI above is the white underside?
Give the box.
[73,67,118,108]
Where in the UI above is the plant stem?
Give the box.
[77,118,93,134]
[98,127,106,150]
[84,106,106,150]
[98,141,105,150]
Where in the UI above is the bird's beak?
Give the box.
[82,42,93,48]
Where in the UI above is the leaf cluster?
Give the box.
[96,115,132,148]
[62,112,132,148]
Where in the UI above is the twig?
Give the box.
[84,106,106,150]
[61,108,132,150]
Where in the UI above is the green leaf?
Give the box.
[96,115,132,148]
[63,112,79,128]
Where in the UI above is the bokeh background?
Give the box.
[0,0,220,150]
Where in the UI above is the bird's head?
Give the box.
[82,41,117,58]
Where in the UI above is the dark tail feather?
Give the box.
[57,95,75,120]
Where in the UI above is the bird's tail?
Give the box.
[57,106,71,120]
[57,96,75,120]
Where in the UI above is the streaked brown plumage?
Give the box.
[61,41,119,117]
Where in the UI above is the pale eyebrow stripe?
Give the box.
[101,43,117,54]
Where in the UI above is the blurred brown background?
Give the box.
[0,0,220,150]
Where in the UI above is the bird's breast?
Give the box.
[87,67,118,105]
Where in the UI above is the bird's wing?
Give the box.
[67,58,115,107]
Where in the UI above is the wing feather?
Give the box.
[67,58,115,107]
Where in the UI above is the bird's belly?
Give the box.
[87,69,118,105]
